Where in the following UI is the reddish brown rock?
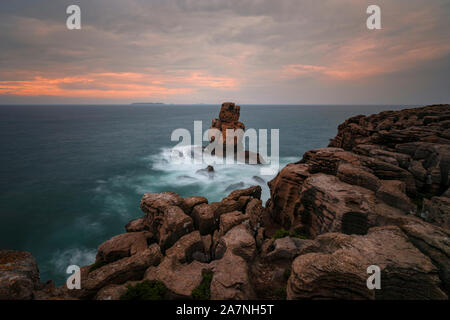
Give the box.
[192,203,217,235]
[329,105,450,195]
[158,206,195,251]
[210,251,255,300]
[399,220,450,294]
[79,244,163,299]
[165,231,206,263]
[209,102,245,151]
[140,192,183,217]
[182,196,208,215]
[125,216,147,232]
[245,198,265,230]
[287,226,447,300]
[215,224,256,262]
[261,237,314,261]
[0,250,40,300]
[96,231,153,263]
[267,163,310,228]
[145,257,210,299]
[219,211,249,235]
[224,185,262,201]
[422,196,450,229]
[336,163,380,192]
[213,199,241,221]
[375,180,416,213]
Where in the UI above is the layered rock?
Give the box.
[209,102,245,151]
[268,105,449,236]
[208,102,264,164]
[2,104,449,301]
[266,104,450,299]
[0,250,40,300]
[287,226,446,300]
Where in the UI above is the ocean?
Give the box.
[0,104,410,285]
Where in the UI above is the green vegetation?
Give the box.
[273,228,290,239]
[283,268,291,281]
[273,228,308,240]
[411,192,433,210]
[273,288,287,300]
[120,280,168,300]
[89,259,108,272]
[192,271,214,300]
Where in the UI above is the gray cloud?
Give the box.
[0,0,449,104]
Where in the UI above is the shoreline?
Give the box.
[1,103,449,300]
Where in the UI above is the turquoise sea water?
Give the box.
[0,104,410,285]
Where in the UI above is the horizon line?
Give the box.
[0,103,428,107]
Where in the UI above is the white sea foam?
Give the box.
[138,145,296,202]
[50,247,96,273]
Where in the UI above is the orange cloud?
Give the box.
[281,34,450,81]
[0,71,238,98]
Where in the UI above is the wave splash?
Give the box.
[139,145,296,203]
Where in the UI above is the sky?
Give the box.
[0,0,449,105]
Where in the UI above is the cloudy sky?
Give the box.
[0,0,449,104]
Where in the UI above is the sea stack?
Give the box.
[209,102,246,151]
[209,102,264,164]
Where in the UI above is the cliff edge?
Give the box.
[1,104,449,300]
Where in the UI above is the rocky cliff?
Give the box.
[1,104,449,300]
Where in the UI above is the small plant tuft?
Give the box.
[192,271,213,300]
[411,192,433,210]
[273,287,287,300]
[273,228,290,239]
[89,259,108,272]
[273,228,308,240]
[120,280,168,300]
[283,268,291,280]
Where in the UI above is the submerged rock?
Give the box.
[224,182,245,192]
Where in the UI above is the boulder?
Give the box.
[219,211,249,235]
[182,196,208,215]
[145,257,209,299]
[125,216,147,232]
[140,192,183,217]
[399,220,450,294]
[0,250,40,300]
[210,251,254,300]
[215,224,256,262]
[80,244,163,299]
[299,174,374,237]
[165,231,206,263]
[155,206,194,251]
[267,163,310,229]
[224,186,262,201]
[245,198,265,230]
[261,237,314,261]
[375,180,416,213]
[336,163,380,192]
[422,196,450,229]
[213,199,242,221]
[192,203,216,235]
[96,231,153,263]
[287,226,447,300]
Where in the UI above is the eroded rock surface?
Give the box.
[2,104,449,300]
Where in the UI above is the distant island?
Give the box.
[131,102,165,105]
